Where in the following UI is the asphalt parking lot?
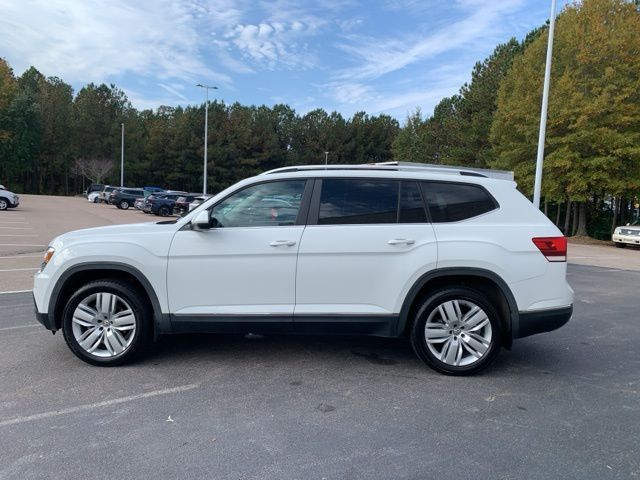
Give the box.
[1,197,639,479]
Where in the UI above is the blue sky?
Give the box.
[1,0,569,121]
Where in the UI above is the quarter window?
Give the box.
[421,181,497,222]
[318,179,398,225]
[211,180,306,228]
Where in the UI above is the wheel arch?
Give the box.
[48,262,169,336]
[396,268,518,348]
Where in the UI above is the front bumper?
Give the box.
[33,292,55,331]
[514,305,573,339]
[612,234,640,245]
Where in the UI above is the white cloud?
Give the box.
[157,82,189,101]
[0,0,236,85]
[223,20,319,69]
[334,0,525,81]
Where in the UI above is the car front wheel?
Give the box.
[61,280,151,366]
[614,242,626,248]
[410,287,501,375]
[119,200,130,209]
[0,199,7,210]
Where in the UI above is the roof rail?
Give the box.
[262,162,513,181]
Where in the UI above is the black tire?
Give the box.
[0,199,7,210]
[93,196,99,203]
[61,279,152,366]
[158,206,170,217]
[410,287,502,376]
[614,242,626,249]
[119,200,130,209]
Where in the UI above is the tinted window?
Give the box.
[399,181,427,223]
[211,180,305,228]
[318,179,398,225]
[421,181,497,222]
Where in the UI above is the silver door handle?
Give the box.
[270,240,296,247]
[388,238,415,245]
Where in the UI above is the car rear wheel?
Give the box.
[158,206,170,217]
[119,200,130,209]
[62,280,151,366]
[0,199,7,210]
[410,287,501,375]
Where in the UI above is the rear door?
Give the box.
[294,178,438,323]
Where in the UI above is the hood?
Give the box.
[50,221,179,248]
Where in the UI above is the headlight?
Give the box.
[41,247,55,271]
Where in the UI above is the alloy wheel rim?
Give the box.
[424,299,492,367]
[71,292,137,357]
[0,200,7,209]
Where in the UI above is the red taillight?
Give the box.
[532,236,567,262]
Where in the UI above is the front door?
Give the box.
[167,179,309,324]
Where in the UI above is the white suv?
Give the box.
[33,164,574,375]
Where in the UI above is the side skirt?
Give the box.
[170,314,398,337]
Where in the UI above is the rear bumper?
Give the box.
[612,234,640,245]
[514,305,572,339]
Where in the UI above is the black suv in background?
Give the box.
[109,188,144,209]
[149,192,187,216]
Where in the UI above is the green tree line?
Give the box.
[1,0,639,238]
[0,62,399,196]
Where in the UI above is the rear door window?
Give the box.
[318,179,399,225]
[421,181,497,222]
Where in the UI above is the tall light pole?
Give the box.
[196,84,218,195]
[120,123,124,187]
[325,151,329,165]
[533,0,557,209]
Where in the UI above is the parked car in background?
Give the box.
[85,184,105,197]
[612,219,640,248]
[100,186,118,204]
[137,187,167,212]
[0,187,19,210]
[109,188,144,209]
[149,192,187,216]
[87,191,101,203]
[189,195,210,212]
[134,197,145,211]
[174,194,201,216]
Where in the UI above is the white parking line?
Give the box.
[0,384,200,427]
[0,227,33,230]
[0,324,39,331]
[0,234,37,237]
[0,290,32,294]
[0,244,46,247]
[0,255,43,259]
[0,268,39,272]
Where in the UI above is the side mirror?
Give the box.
[192,210,211,231]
